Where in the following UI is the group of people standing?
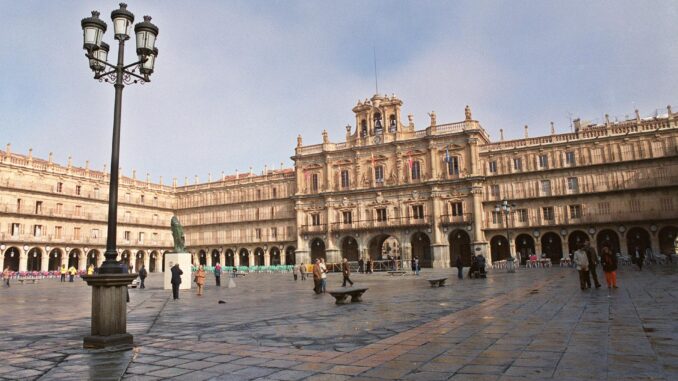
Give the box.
[573,239,618,289]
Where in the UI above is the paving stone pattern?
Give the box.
[0,265,676,380]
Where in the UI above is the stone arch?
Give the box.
[626,227,651,254]
[658,226,678,255]
[596,229,620,255]
[149,250,159,272]
[541,232,563,264]
[490,235,510,262]
[340,236,359,261]
[198,249,207,266]
[48,248,64,271]
[87,249,100,268]
[449,229,472,267]
[27,247,43,271]
[69,248,83,269]
[135,250,146,272]
[161,250,169,272]
[568,230,589,254]
[225,249,235,267]
[367,234,400,261]
[269,247,281,265]
[515,234,535,265]
[411,231,432,268]
[310,238,326,261]
[239,248,250,268]
[3,246,21,271]
[285,246,296,265]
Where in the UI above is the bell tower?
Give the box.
[351,94,403,138]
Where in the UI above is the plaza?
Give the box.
[1,264,677,380]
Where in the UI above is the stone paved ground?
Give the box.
[0,264,676,380]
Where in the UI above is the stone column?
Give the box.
[430,188,449,268]
[650,232,661,256]
[82,273,137,349]
[40,253,49,272]
[248,252,254,267]
[470,184,489,260]
[78,252,87,271]
[219,252,225,266]
[233,252,240,267]
[280,247,287,265]
[19,250,27,272]
[264,253,270,266]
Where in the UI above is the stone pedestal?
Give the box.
[81,274,137,349]
[164,252,192,290]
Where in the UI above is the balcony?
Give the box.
[328,216,431,232]
[440,213,473,226]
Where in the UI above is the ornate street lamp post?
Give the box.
[495,200,516,272]
[79,3,159,349]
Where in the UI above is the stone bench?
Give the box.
[328,287,368,305]
[232,272,247,277]
[17,278,40,285]
[387,271,407,276]
[427,277,448,287]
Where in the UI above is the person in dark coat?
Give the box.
[600,245,618,288]
[341,258,354,287]
[170,263,183,300]
[455,256,463,279]
[633,246,645,271]
[583,240,601,288]
[138,265,148,289]
[358,258,364,273]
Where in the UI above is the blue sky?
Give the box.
[1,1,676,182]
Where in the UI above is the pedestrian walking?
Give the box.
[633,246,645,271]
[414,257,420,276]
[68,265,77,282]
[195,265,206,296]
[312,259,322,294]
[366,258,373,274]
[60,264,67,282]
[358,258,364,273]
[583,240,601,288]
[214,263,222,286]
[341,258,354,287]
[2,266,10,287]
[170,263,183,300]
[293,263,299,281]
[138,265,147,289]
[600,245,618,289]
[299,262,307,281]
[319,258,328,293]
[573,247,590,290]
[455,256,463,279]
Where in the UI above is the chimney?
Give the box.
[5,143,10,156]
[635,109,641,123]
[48,152,53,164]
[28,148,33,161]
[550,122,555,135]
[499,129,504,141]
[524,125,529,139]
[605,114,610,127]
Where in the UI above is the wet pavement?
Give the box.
[0,264,676,380]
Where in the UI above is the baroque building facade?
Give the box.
[1,94,677,272]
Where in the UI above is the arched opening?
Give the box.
[658,226,678,256]
[596,230,620,255]
[360,119,368,137]
[69,249,82,269]
[367,234,400,261]
[211,249,220,266]
[198,250,207,266]
[3,247,20,271]
[541,233,563,264]
[374,112,383,134]
[490,235,509,262]
[388,114,397,132]
[449,229,472,267]
[411,232,432,268]
[254,248,265,266]
[341,236,359,261]
[285,246,296,265]
[626,227,651,255]
[135,251,145,272]
[515,234,535,266]
[310,238,326,261]
[270,247,281,265]
[149,251,158,272]
[27,247,42,271]
[161,251,168,272]
[48,248,63,271]
[225,249,235,267]
[87,249,99,268]
[568,230,589,254]
[239,248,250,268]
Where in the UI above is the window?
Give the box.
[661,198,674,211]
[271,206,275,218]
[125,193,131,202]
[516,209,528,223]
[56,182,63,193]
[94,187,100,198]
[490,185,500,197]
[11,223,20,236]
[541,180,551,195]
[124,231,131,241]
[255,208,260,220]
[16,198,21,212]
[513,158,522,171]
[491,211,501,224]
[569,205,582,219]
[255,229,261,239]
[411,161,421,180]
[35,201,42,214]
[152,232,158,242]
[91,229,99,239]
[75,185,81,195]
[311,174,319,192]
[451,202,463,216]
[447,156,460,175]
[311,214,321,226]
[140,194,145,204]
[538,154,549,169]
[56,203,63,214]
[488,161,497,173]
[54,226,62,239]
[138,232,144,243]
[152,214,158,224]
[124,210,131,222]
[567,177,579,192]
[542,207,554,221]
[598,202,610,215]
[256,189,262,199]
[271,227,277,239]
[342,211,352,224]
[341,170,350,188]
[375,165,384,183]
[272,187,277,198]
[565,151,576,166]
[629,199,641,213]
[74,227,81,240]
[376,208,387,222]
[412,205,424,219]
[33,225,42,237]
[591,148,602,164]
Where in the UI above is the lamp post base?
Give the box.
[81,274,137,349]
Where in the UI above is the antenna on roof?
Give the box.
[373,46,379,95]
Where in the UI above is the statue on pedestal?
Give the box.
[171,216,186,252]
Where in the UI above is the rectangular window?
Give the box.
[342,211,352,224]
[516,209,528,222]
[542,207,554,221]
[75,185,81,195]
[91,229,99,239]
[629,199,641,212]
[375,166,384,183]
[74,227,81,240]
[54,226,62,239]
[513,158,522,171]
[451,202,463,216]
[152,232,158,242]
[311,214,321,226]
[411,161,421,180]
[661,198,674,211]
[255,228,262,239]
[74,205,81,217]
[140,195,145,204]
[311,174,319,192]
[33,225,42,237]
[56,203,63,214]
[56,182,63,193]
[11,223,20,236]
[569,205,582,219]
[124,231,131,241]
[538,154,549,169]
[341,170,350,188]
[488,161,497,173]
[35,201,42,214]
[94,188,100,198]
[138,232,144,243]
[376,208,387,222]
[125,210,131,222]
[591,148,602,164]
[125,193,131,202]
[565,151,576,166]
[271,227,277,239]
[256,189,262,199]
[16,198,21,212]
[541,180,551,196]
[412,205,424,219]
[491,211,501,224]
[567,177,579,192]
[490,184,500,197]
[598,202,610,215]
[152,214,158,224]
[271,207,275,218]
[272,187,277,198]
[447,156,460,175]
